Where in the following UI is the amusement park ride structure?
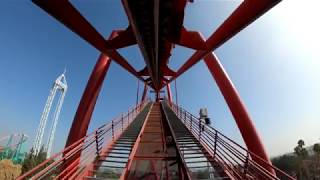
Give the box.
[19,0,296,179]
[33,72,67,158]
[0,133,28,164]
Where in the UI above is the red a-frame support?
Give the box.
[32,0,281,175]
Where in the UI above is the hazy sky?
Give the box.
[0,0,319,157]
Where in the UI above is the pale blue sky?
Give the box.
[0,0,319,157]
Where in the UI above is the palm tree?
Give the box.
[294,139,309,179]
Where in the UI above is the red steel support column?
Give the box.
[174,80,178,106]
[171,0,281,81]
[166,83,173,105]
[141,83,148,103]
[156,91,160,102]
[204,53,274,174]
[136,80,140,105]
[32,0,144,82]
[65,54,111,147]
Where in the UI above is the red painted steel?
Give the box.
[178,27,207,50]
[170,102,295,180]
[82,105,144,178]
[171,0,281,82]
[28,1,287,178]
[18,101,148,179]
[121,0,158,88]
[136,79,140,105]
[121,103,191,179]
[65,53,111,149]
[32,0,144,82]
[19,100,295,179]
[141,83,148,103]
[166,83,173,105]
[61,51,112,175]
[119,104,153,179]
[203,53,274,173]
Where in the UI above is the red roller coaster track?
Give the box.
[19,0,295,179]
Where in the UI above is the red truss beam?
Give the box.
[31,0,282,176]
[204,52,274,174]
[32,0,144,82]
[170,0,281,82]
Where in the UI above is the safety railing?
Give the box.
[169,102,295,180]
[18,100,149,180]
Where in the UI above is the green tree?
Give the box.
[21,146,47,175]
[294,140,308,158]
[314,143,320,157]
[271,155,299,177]
[294,139,309,179]
[313,143,320,179]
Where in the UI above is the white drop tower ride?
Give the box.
[33,71,67,158]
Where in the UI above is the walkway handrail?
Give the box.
[168,101,295,180]
[18,100,149,180]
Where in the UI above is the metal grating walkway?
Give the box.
[86,102,231,179]
[162,102,230,180]
[84,103,152,179]
[123,103,184,179]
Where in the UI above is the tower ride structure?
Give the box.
[32,72,67,157]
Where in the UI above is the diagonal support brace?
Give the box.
[204,52,274,174]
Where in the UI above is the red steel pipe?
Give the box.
[174,80,178,106]
[166,83,173,105]
[136,80,140,105]
[203,52,274,174]
[31,0,144,82]
[172,0,281,81]
[141,83,148,103]
[64,53,111,153]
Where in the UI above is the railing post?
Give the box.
[128,110,130,125]
[121,114,124,132]
[198,120,202,142]
[177,106,179,116]
[244,152,250,177]
[184,111,186,124]
[95,130,100,156]
[190,114,192,131]
[213,131,218,157]
[112,120,114,141]
[176,105,178,116]
[177,106,179,117]
[175,105,177,116]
